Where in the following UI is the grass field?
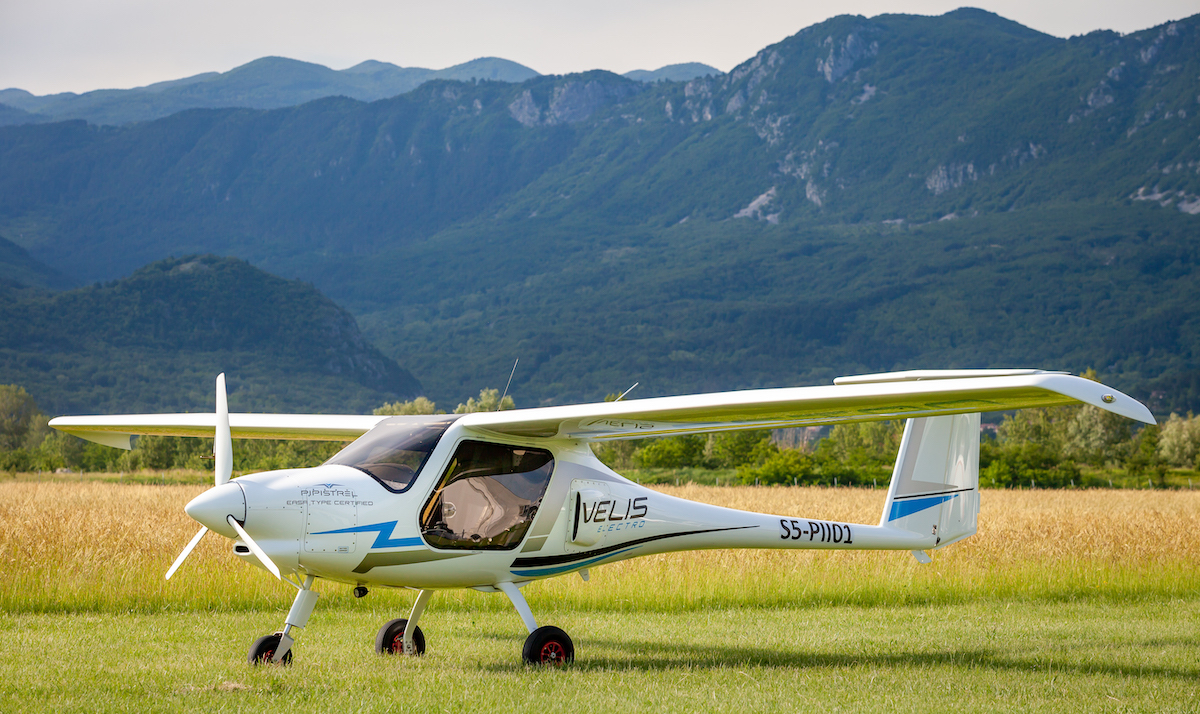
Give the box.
[1,479,1198,711]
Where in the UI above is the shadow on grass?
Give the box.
[478,635,1200,680]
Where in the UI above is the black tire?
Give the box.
[375,618,426,656]
[522,625,574,666]
[248,633,293,666]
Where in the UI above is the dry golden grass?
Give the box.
[0,481,283,612]
[2,480,1197,613]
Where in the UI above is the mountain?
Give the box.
[0,10,1197,412]
[0,56,539,126]
[0,103,49,127]
[0,255,421,414]
[623,63,720,82]
[0,233,71,290]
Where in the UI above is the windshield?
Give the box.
[325,415,460,492]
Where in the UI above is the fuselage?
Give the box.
[187,416,936,590]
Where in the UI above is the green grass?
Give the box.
[2,600,1198,712]
[4,481,1199,710]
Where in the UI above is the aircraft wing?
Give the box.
[457,370,1155,441]
[50,370,1154,448]
[48,413,387,449]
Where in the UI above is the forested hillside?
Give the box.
[0,256,421,414]
[0,234,70,290]
[0,9,1196,411]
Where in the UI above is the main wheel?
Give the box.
[375,618,426,655]
[522,625,574,666]
[248,633,293,666]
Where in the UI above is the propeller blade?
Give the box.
[165,525,209,580]
[214,373,232,486]
[226,515,280,580]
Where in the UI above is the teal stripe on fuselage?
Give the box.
[511,546,641,577]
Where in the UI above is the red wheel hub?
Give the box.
[539,640,566,664]
[391,630,406,653]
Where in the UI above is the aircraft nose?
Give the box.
[185,482,246,535]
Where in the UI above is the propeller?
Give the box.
[165,373,280,580]
[227,515,281,579]
[214,373,232,486]
[164,524,208,580]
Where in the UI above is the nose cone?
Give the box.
[185,483,246,536]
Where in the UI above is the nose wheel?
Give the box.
[248,633,293,666]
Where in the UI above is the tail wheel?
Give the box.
[248,633,293,666]
[522,625,574,666]
[375,618,426,656]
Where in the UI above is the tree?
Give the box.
[738,449,814,485]
[0,385,43,451]
[979,440,1081,488]
[817,420,904,468]
[375,396,440,415]
[635,435,707,469]
[995,405,1075,457]
[454,388,515,414]
[1158,413,1200,469]
[1064,405,1132,466]
[707,430,774,469]
[1126,425,1168,486]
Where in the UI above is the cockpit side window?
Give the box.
[325,416,459,492]
[420,440,555,550]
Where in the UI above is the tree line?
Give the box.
[0,386,514,474]
[2,383,1197,487]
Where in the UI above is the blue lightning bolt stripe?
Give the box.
[312,520,423,549]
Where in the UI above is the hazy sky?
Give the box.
[2,0,1197,95]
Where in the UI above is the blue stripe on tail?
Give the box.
[888,494,957,521]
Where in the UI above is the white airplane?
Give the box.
[50,369,1154,666]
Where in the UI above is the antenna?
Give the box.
[498,358,519,411]
[614,382,639,401]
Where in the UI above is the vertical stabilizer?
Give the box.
[880,413,980,551]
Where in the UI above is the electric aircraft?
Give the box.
[50,369,1154,666]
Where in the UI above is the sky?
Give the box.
[2,0,1197,95]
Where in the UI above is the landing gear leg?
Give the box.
[376,589,432,656]
[249,574,318,665]
[497,581,574,666]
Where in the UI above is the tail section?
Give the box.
[880,413,980,558]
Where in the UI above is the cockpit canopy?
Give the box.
[324,415,460,492]
[324,415,559,552]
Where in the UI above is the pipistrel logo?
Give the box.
[301,483,356,497]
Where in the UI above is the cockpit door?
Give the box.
[420,440,555,550]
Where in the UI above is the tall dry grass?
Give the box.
[1,481,1197,613]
